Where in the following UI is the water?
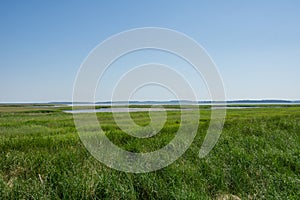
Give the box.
[64,107,180,114]
[63,106,268,114]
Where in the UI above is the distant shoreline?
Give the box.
[1,99,300,105]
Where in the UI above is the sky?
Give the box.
[0,0,299,102]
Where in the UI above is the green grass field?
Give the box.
[0,105,299,199]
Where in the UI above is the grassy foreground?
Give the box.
[0,105,299,199]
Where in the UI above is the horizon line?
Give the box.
[1,99,300,104]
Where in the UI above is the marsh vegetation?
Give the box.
[0,105,299,199]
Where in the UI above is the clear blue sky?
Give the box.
[1,0,299,102]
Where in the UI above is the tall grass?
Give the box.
[0,106,299,199]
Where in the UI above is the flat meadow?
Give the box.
[0,104,299,199]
